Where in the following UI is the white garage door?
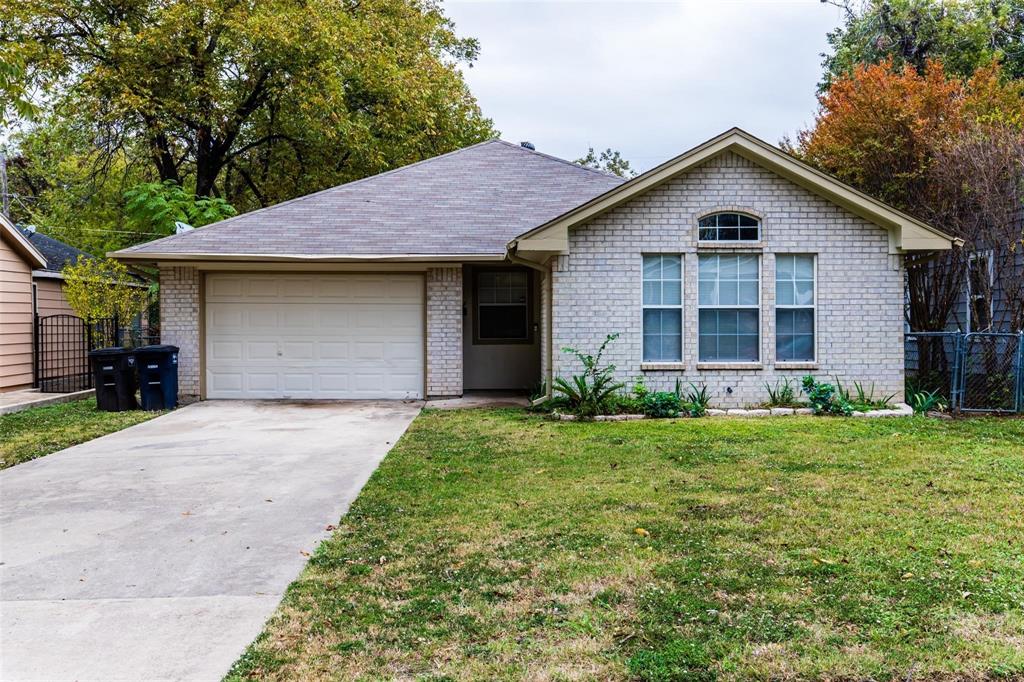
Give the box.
[205,273,424,399]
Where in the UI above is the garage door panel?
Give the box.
[205,274,424,399]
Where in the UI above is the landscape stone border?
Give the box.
[553,403,914,421]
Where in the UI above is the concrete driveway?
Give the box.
[0,400,421,682]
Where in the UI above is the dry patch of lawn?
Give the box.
[227,411,1024,681]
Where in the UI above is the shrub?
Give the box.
[553,333,625,417]
[801,376,853,416]
[642,391,682,418]
[682,383,710,417]
[835,377,895,411]
[763,378,800,407]
[907,387,947,414]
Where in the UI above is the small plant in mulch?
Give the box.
[801,376,853,416]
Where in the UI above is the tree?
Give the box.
[63,258,149,324]
[790,59,1024,333]
[1,0,495,215]
[575,147,637,178]
[820,0,1024,90]
[123,181,236,236]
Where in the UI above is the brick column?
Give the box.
[426,267,462,397]
[159,266,200,401]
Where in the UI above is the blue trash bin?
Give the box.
[135,345,180,410]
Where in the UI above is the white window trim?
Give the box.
[966,250,994,333]
[697,212,762,243]
[774,253,817,364]
[697,253,761,363]
[641,254,684,364]
[476,270,531,342]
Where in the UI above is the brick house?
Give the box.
[112,129,955,407]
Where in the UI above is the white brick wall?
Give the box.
[426,267,463,397]
[158,265,200,400]
[551,151,905,408]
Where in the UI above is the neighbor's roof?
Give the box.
[113,140,625,262]
[0,214,47,268]
[513,128,958,256]
[19,227,96,272]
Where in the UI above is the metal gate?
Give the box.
[959,332,1023,413]
[34,315,120,393]
[906,330,1023,413]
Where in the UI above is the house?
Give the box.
[0,215,144,393]
[112,128,955,407]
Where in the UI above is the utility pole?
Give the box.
[0,150,9,219]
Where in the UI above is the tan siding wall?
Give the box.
[34,278,74,317]
[0,236,35,391]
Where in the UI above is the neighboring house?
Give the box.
[1,215,48,392]
[112,128,954,407]
[19,225,96,318]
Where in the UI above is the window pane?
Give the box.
[718,335,738,359]
[699,334,716,359]
[699,309,718,333]
[739,214,758,227]
[792,308,814,333]
[738,334,759,361]
[795,279,814,305]
[718,213,739,227]
[737,255,758,278]
[643,281,661,306]
[643,309,681,361]
[776,309,814,361]
[699,228,716,240]
[643,308,662,334]
[662,281,681,305]
[661,334,681,361]
[661,255,681,279]
[698,215,716,227]
[643,255,661,279]
[479,305,528,340]
[720,256,737,278]
[698,213,760,241]
[719,280,738,305]
[776,255,794,279]
[719,227,740,240]
[740,227,759,241]
[738,309,758,333]
[698,254,718,277]
[777,281,794,306]
[738,281,759,306]
[794,255,814,279]
[643,335,662,362]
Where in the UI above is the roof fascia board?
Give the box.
[1,216,48,267]
[109,251,507,265]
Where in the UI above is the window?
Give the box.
[476,270,530,342]
[642,255,683,361]
[967,252,993,332]
[698,254,759,362]
[698,212,760,241]
[775,254,815,362]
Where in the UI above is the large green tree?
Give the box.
[1,0,494,222]
[820,0,1024,90]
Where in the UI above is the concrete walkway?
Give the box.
[0,388,94,415]
[0,400,421,682]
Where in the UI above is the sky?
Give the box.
[445,0,847,171]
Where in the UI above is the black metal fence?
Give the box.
[906,331,1023,413]
[34,314,159,393]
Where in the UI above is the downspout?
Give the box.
[506,241,554,405]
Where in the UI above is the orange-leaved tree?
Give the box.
[789,59,1024,334]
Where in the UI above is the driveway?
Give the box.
[0,400,421,681]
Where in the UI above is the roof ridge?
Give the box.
[491,139,626,181]
[120,138,504,253]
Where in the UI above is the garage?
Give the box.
[204,273,424,399]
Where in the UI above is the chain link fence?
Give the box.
[906,331,1023,413]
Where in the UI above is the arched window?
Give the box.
[698,212,760,242]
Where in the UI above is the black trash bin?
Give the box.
[135,345,180,411]
[89,347,139,411]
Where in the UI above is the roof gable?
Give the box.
[511,128,957,258]
[114,140,624,262]
[0,215,47,268]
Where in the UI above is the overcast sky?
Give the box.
[445,0,846,171]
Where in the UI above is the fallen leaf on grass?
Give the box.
[634,527,650,537]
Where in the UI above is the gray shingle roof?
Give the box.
[19,227,96,271]
[117,140,624,259]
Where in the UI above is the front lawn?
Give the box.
[229,411,1024,681]
[0,398,162,470]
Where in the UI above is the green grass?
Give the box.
[0,398,161,470]
[227,411,1024,681]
